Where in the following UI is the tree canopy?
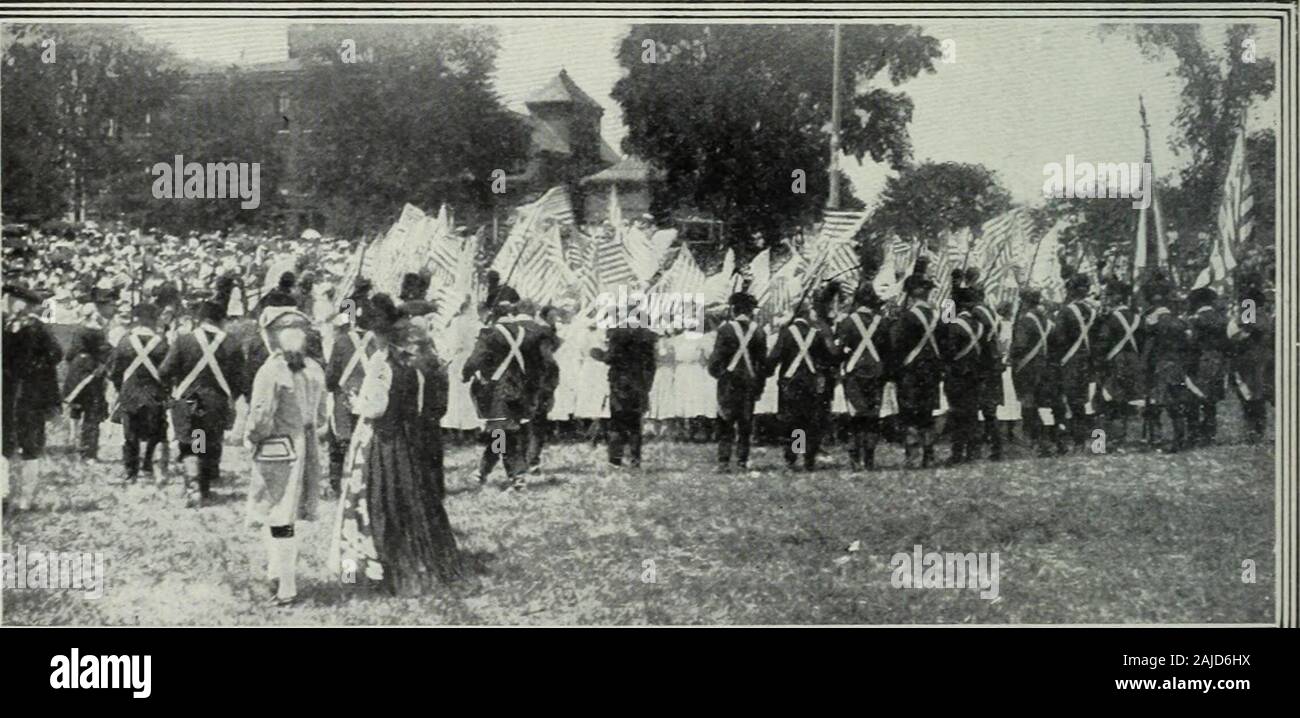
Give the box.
[612,24,941,247]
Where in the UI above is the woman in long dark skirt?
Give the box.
[331,296,462,596]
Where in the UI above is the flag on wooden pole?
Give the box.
[1194,121,1252,292]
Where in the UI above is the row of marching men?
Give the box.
[4,277,253,511]
[439,253,1274,479]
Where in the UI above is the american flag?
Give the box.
[929,231,966,311]
[622,224,664,283]
[802,210,868,295]
[430,234,479,330]
[512,224,573,306]
[650,245,707,295]
[594,225,639,291]
[974,208,1031,309]
[1195,123,1251,292]
[762,251,807,318]
[490,186,574,280]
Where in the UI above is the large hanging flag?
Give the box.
[1194,121,1252,291]
[1132,95,1169,283]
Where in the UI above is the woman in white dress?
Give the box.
[674,330,718,423]
[245,306,327,606]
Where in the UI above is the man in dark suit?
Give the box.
[834,285,888,470]
[767,303,837,471]
[109,303,170,484]
[591,297,658,469]
[3,283,64,511]
[708,292,767,472]
[159,299,247,506]
[463,286,555,489]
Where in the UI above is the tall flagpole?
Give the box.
[827,24,842,210]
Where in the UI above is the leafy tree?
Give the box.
[1,24,182,223]
[865,161,1013,249]
[612,24,941,246]
[295,25,531,236]
[1101,23,1275,280]
[97,67,287,233]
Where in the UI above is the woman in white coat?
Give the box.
[245,306,328,607]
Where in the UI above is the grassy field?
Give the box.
[2,415,1275,625]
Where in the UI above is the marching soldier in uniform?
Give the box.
[463,286,554,489]
[1140,274,1192,452]
[3,283,64,511]
[941,276,986,465]
[1045,274,1097,454]
[708,291,767,472]
[62,305,113,462]
[1184,287,1229,444]
[966,269,1005,461]
[591,296,658,469]
[1091,279,1143,450]
[325,293,379,494]
[833,284,888,470]
[159,298,247,506]
[1227,272,1272,443]
[767,301,837,471]
[109,303,170,484]
[1009,288,1052,456]
[890,257,942,469]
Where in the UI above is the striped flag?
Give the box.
[743,248,771,306]
[594,226,639,291]
[490,187,574,280]
[929,232,965,311]
[1195,123,1251,291]
[1027,220,1066,303]
[803,210,868,295]
[762,251,807,318]
[974,208,1032,309]
[511,224,573,306]
[703,248,738,305]
[650,245,707,296]
[622,225,663,283]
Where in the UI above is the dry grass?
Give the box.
[2,413,1275,625]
